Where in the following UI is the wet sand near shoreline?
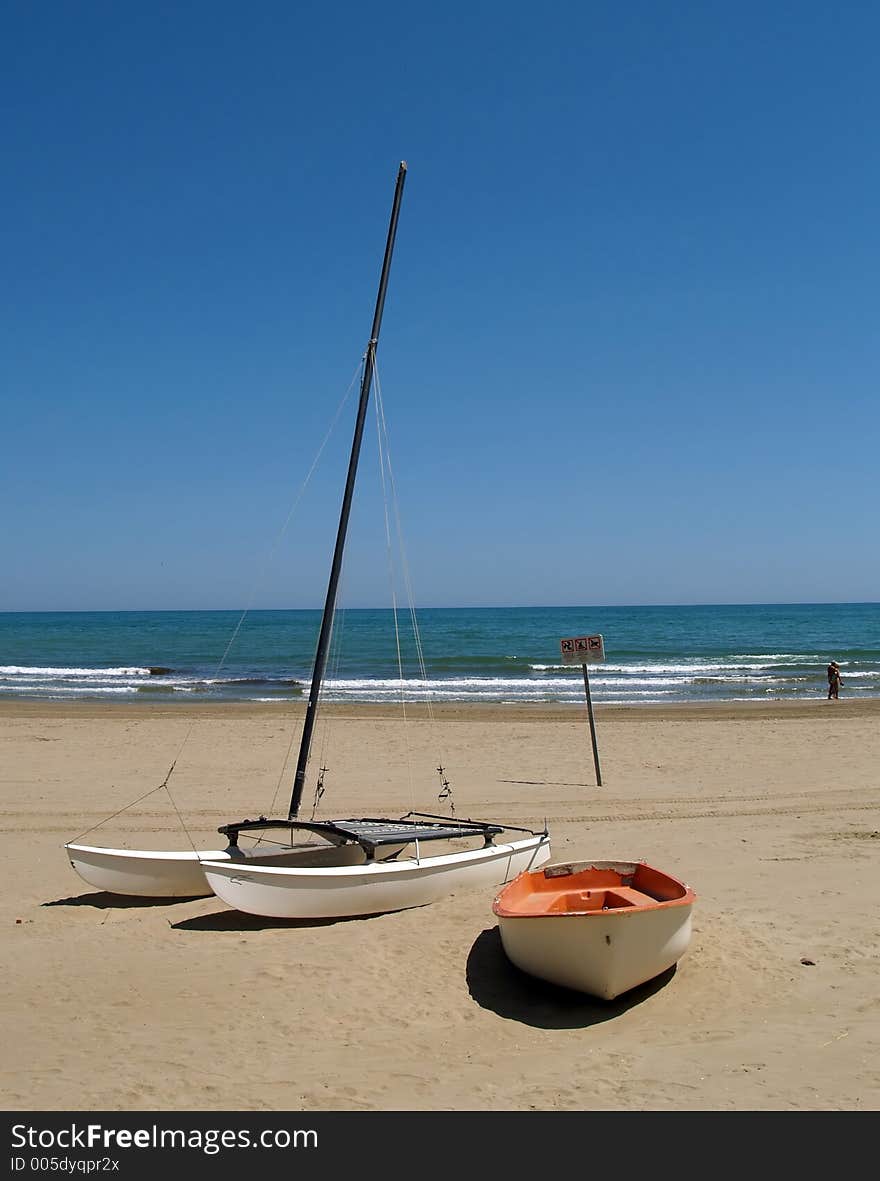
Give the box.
[2,695,879,722]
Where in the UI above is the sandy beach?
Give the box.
[2,697,878,1112]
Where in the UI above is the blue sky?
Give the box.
[3,1,878,610]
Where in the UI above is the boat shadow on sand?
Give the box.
[43,892,380,931]
[43,892,185,911]
[169,909,381,932]
[466,927,675,1029]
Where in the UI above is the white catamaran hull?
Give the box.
[64,839,386,899]
[201,833,551,919]
[65,844,227,898]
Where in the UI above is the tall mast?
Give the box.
[288,161,407,820]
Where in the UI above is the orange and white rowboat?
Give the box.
[492,859,696,1001]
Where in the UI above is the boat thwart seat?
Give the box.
[544,885,660,913]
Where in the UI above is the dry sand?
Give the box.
[2,698,878,1111]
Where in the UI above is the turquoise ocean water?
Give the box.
[1,604,878,705]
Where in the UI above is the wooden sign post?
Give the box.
[560,633,604,786]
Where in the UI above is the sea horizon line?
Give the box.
[2,600,878,616]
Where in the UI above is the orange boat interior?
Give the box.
[495,861,693,917]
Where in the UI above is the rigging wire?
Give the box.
[372,360,455,818]
[76,361,364,844]
[259,555,347,834]
[372,364,417,823]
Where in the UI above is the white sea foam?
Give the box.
[529,661,801,674]
[0,665,151,678]
[1,657,872,705]
[4,684,137,695]
[314,675,692,703]
[727,656,817,666]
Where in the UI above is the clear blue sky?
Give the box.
[3,1,878,611]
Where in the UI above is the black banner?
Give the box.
[0,1111,863,1179]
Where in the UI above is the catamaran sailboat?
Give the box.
[66,162,551,916]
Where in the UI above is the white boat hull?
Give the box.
[201,833,552,919]
[497,903,693,1000]
[64,839,382,900]
[65,843,227,898]
[493,859,695,1000]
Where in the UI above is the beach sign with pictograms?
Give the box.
[559,634,605,665]
[559,633,605,786]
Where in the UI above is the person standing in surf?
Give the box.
[827,661,842,699]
